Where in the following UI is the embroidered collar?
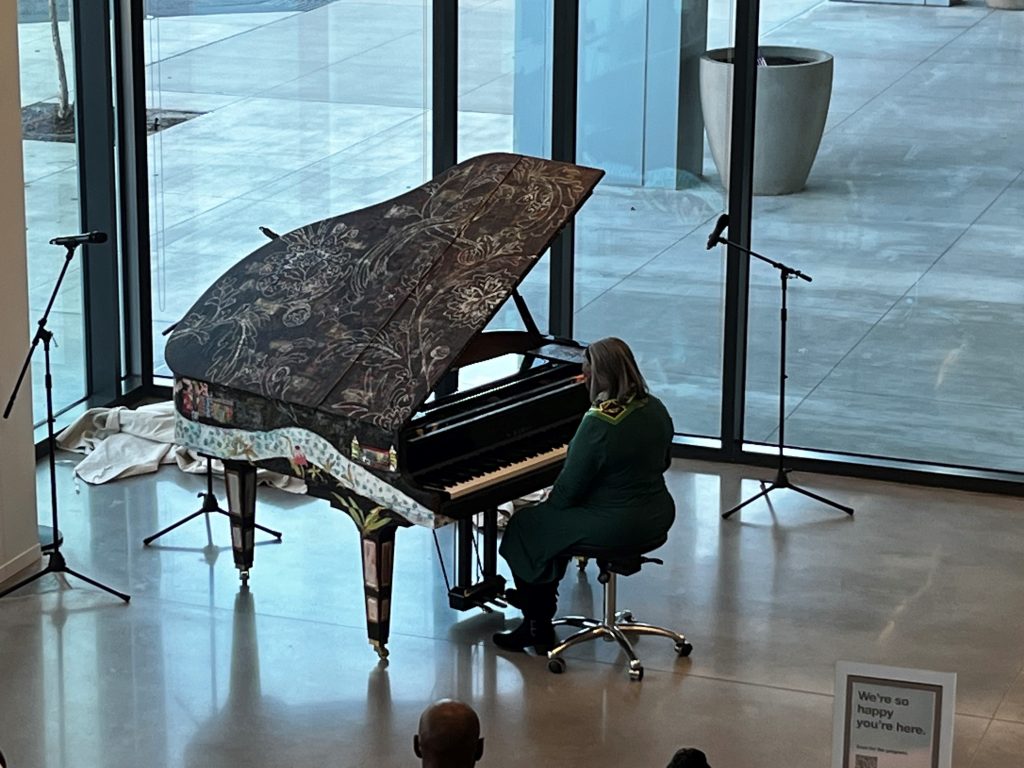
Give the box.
[589,395,647,424]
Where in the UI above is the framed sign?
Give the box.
[832,662,956,768]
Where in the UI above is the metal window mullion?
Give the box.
[113,0,153,390]
[72,0,121,406]
[432,0,457,175]
[548,0,579,338]
[719,0,759,458]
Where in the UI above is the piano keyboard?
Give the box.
[443,444,567,498]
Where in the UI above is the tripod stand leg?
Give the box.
[143,509,207,546]
[253,522,283,540]
[786,482,854,515]
[214,510,281,540]
[62,566,131,602]
[0,561,50,599]
[0,552,131,602]
[722,483,773,519]
[242,518,282,540]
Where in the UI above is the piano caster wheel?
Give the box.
[674,641,693,657]
[239,569,249,586]
[548,657,566,675]
[575,556,588,571]
[374,645,390,661]
[628,661,644,681]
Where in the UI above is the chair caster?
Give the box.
[628,660,644,681]
[548,657,567,674]
[621,610,634,622]
[674,641,693,657]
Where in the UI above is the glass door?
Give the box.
[17,0,87,424]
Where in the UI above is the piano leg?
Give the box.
[223,461,257,585]
[360,522,397,660]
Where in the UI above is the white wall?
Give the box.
[0,1,42,584]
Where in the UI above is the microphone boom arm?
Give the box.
[712,234,812,283]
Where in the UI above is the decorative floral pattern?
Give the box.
[445,272,512,327]
[175,417,449,529]
[165,153,603,435]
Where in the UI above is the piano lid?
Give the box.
[165,153,603,432]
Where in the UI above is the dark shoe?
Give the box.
[492,619,555,654]
[493,620,533,652]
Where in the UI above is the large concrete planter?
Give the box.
[700,46,833,195]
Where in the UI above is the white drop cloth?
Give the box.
[56,401,305,492]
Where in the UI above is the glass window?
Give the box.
[18,0,87,423]
[573,0,726,438]
[462,0,553,334]
[145,0,430,377]
[748,0,1023,470]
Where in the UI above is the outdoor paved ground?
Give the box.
[17,0,1024,471]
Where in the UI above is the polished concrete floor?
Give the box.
[1,457,1024,766]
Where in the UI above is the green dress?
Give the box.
[499,394,676,584]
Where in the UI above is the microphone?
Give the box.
[259,226,280,240]
[705,214,729,250]
[49,231,108,247]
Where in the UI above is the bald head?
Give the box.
[414,699,484,767]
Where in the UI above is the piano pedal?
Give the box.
[448,575,507,612]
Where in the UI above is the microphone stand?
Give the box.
[0,241,130,602]
[143,454,282,546]
[710,233,854,520]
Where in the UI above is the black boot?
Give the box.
[492,618,544,652]
[492,578,558,653]
[530,579,558,651]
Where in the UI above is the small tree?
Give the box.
[49,0,71,121]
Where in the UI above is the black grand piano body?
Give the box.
[165,153,603,657]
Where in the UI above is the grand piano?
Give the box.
[165,153,604,657]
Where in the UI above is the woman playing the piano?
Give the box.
[494,337,675,653]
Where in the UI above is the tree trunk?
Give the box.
[49,0,71,121]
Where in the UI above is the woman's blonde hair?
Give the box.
[584,337,648,404]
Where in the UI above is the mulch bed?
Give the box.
[22,102,205,143]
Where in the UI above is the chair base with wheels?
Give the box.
[547,537,692,681]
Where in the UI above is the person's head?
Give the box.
[666,747,711,768]
[413,698,484,767]
[582,337,648,404]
